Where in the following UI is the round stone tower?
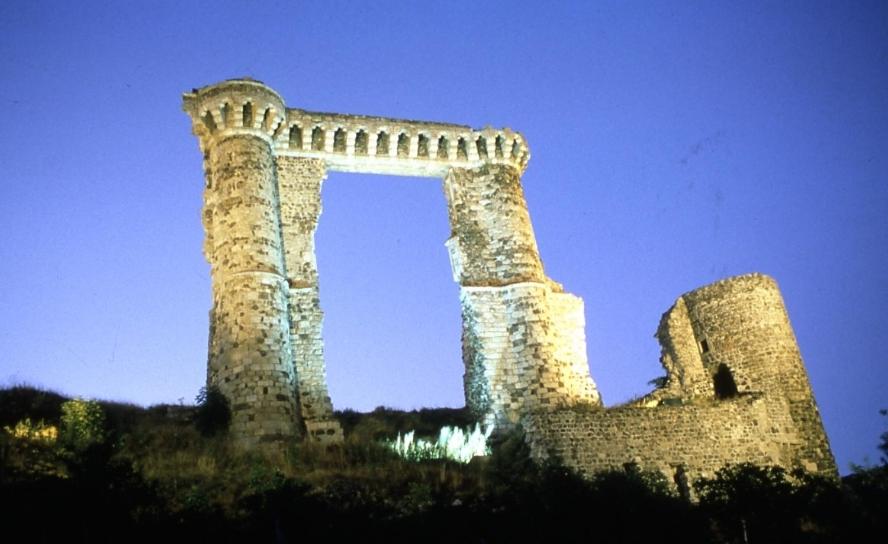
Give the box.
[675,273,836,474]
[183,79,299,449]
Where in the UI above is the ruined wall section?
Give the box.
[444,164,544,286]
[523,396,797,486]
[184,80,300,448]
[524,273,836,484]
[648,297,713,403]
[445,165,601,427]
[275,156,342,443]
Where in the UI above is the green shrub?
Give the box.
[194,386,231,437]
[59,398,105,452]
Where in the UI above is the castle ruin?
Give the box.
[183,79,836,482]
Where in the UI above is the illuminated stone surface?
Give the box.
[183,79,835,484]
[523,274,837,486]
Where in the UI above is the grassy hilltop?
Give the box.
[1,385,886,543]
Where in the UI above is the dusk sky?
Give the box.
[1,1,886,474]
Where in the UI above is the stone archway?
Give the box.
[183,79,601,448]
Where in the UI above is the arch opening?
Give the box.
[333,128,347,153]
[316,172,463,412]
[289,125,302,149]
[376,132,390,156]
[437,136,449,159]
[417,134,430,158]
[713,363,739,399]
[397,133,410,158]
[202,111,217,133]
[476,137,488,159]
[261,108,274,131]
[242,102,253,128]
[354,130,369,155]
[311,126,325,151]
[457,138,468,160]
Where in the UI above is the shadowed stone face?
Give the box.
[183,80,834,489]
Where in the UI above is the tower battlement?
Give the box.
[184,78,530,178]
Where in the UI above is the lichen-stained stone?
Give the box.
[184,79,835,486]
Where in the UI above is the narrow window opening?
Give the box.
[437,136,449,159]
[397,133,410,158]
[202,111,217,133]
[354,130,368,155]
[494,135,505,159]
[242,102,253,128]
[311,126,325,151]
[289,125,302,149]
[510,139,521,159]
[262,108,274,131]
[457,138,468,160]
[417,134,430,158]
[333,128,347,153]
[376,132,390,155]
[700,338,710,354]
[219,103,230,127]
[713,363,739,399]
[476,137,488,159]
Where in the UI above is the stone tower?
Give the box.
[183,79,602,447]
[523,273,837,483]
[654,273,835,474]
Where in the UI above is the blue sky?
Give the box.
[1,1,886,473]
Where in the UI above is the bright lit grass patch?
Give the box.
[3,418,58,443]
[386,423,493,463]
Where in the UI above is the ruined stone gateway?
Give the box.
[183,79,836,483]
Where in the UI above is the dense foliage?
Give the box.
[1,385,886,543]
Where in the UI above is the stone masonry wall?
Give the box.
[202,133,299,448]
[523,273,837,488]
[275,156,342,443]
[444,164,601,427]
[444,164,544,286]
[523,396,796,488]
[461,285,602,427]
[671,274,835,474]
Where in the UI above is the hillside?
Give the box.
[1,385,886,542]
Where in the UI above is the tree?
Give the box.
[194,386,231,437]
[695,464,798,543]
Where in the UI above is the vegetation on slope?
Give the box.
[1,385,886,543]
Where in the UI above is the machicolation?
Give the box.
[183,78,836,485]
